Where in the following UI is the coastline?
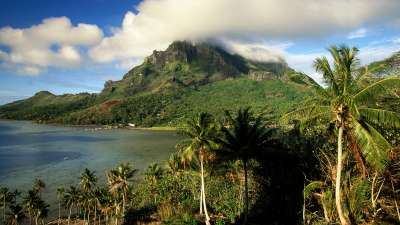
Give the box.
[0,119,177,132]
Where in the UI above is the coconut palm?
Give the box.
[282,45,400,225]
[107,163,137,218]
[5,204,25,225]
[33,179,45,197]
[79,168,97,225]
[217,108,273,224]
[1,187,11,222]
[91,189,102,225]
[23,190,39,225]
[32,198,49,225]
[97,188,114,225]
[166,153,184,174]
[80,168,97,192]
[56,188,64,225]
[63,186,80,225]
[144,163,164,184]
[179,112,218,225]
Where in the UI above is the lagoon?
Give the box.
[0,120,181,218]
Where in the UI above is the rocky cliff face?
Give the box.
[99,41,291,97]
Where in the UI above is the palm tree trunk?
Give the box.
[122,193,126,216]
[336,126,349,225]
[94,204,97,225]
[88,209,91,225]
[68,207,72,225]
[243,160,249,225]
[58,201,61,225]
[199,184,203,215]
[115,200,118,225]
[3,195,5,222]
[200,152,211,225]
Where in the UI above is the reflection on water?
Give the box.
[0,120,181,218]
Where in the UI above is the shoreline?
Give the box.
[0,119,177,132]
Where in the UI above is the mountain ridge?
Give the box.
[4,41,397,127]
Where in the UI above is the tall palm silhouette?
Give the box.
[97,188,114,225]
[23,190,39,225]
[283,45,400,225]
[79,168,97,224]
[217,108,273,224]
[33,179,45,198]
[56,188,64,225]
[107,163,136,219]
[5,204,25,225]
[80,168,97,192]
[1,187,11,222]
[180,112,218,225]
[63,186,80,225]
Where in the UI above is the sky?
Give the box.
[1,0,400,105]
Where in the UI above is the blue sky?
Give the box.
[1,0,400,105]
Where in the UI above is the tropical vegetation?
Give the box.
[0,44,400,225]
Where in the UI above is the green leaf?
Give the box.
[304,181,324,199]
[359,107,400,128]
[351,121,390,171]
[354,77,400,104]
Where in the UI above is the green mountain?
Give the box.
[0,41,311,127]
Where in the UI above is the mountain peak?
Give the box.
[34,91,54,97]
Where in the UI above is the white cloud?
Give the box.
[89,0,400,63]
[17,66,42,76]
[358,43,400,65]
[230,38,399,85]
[116,58,143,70]
[347,28,368,39]
[0,17,103,75]
[221,39,291,62]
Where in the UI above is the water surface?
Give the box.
[0,120,181,218]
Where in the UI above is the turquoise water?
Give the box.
[0,120,181,218]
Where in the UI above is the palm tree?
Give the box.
[5,204,25,225]
[98,188,114,225]
[63,186,80,225]
[217,108,273,224]
[107,163,137,219]
[11,190,21,205]
[91,189,102,225]
[80,168,97,225]
[180,112,218,225]
[0,187,11,222]
[166,153,184,175]
[33,198,49,225]
[23,190,39,225]
[144,163,164,184]
[80,168,97,192]
[33,179,45,197]
[56,188,64,225]
[282,45,400,225]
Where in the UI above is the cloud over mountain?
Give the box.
[89,0,400,64]
[0,17,103,75]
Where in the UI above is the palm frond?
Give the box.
[359,107,400,128]
[314,56,339,95]
[351,121,391,171]
[281,105,331,124]
[354,77,400,104]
